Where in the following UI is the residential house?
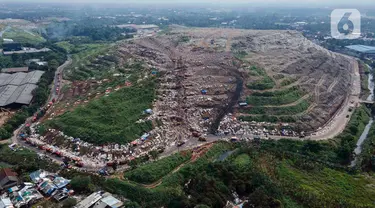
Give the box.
[0,169,20,191]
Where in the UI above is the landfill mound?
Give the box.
[115,27,354,138]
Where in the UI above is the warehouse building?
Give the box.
[345,45,375,58]
[0,70,44,107]
[1,67,29,73]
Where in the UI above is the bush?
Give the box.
[247,76,275,90]
[62,198,77,208]
[70,176,95,193]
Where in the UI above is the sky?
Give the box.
[1,0,374,6]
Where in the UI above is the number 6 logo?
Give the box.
[331,9,361,39]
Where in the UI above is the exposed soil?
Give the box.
[113,27,355,138]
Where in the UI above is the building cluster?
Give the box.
[74,191,123,208]
[0,168,124,208]
[2,38,50,56]
[0,168,72,208]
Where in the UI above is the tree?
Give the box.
[70,176,95,193]
[149,150,159,160]
[62,198,77,208]
[48,59,59,71]
[124,201,141,208]
[0,128,11,140]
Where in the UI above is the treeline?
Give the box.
[45,20,136,42]
[0,145,60,180]
[0,49,65,69]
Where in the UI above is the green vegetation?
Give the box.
[178,36,190,43]
[101,140,375,208]
[0,49,65,69]
[359,109,375,171]
[46,21,135,42]
[63,43,114,80]
[247,76,275,90]
[239,115,297,123]
[246,86,306,106]
[247,65,267,77]
[70,175,95,193]
[0,145,59,180]
[3,27,45,45]
[280,77,298,86]
[334,105,371,164]
[62,198,77,208]
[277,160,375,207]
[46,77,156,145]
[234,51,248,59]
[246,66,275,90]
[0,60,63,140]
[241,99,310,115]
[244,105,371,165]
[125,152,191,184]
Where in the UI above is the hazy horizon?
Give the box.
[0,0,373,7]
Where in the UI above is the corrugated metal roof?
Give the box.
[0,70,44,107]
[74,192,103,208]
[100,195,123,208]
[1,67,28,73]
[345,45,375,53]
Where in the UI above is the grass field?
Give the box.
[47,77,156,145]
[246,86,306,106]
[125,152,192,184]
[3,27,45,45]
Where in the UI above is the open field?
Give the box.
[3,27,45,45]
